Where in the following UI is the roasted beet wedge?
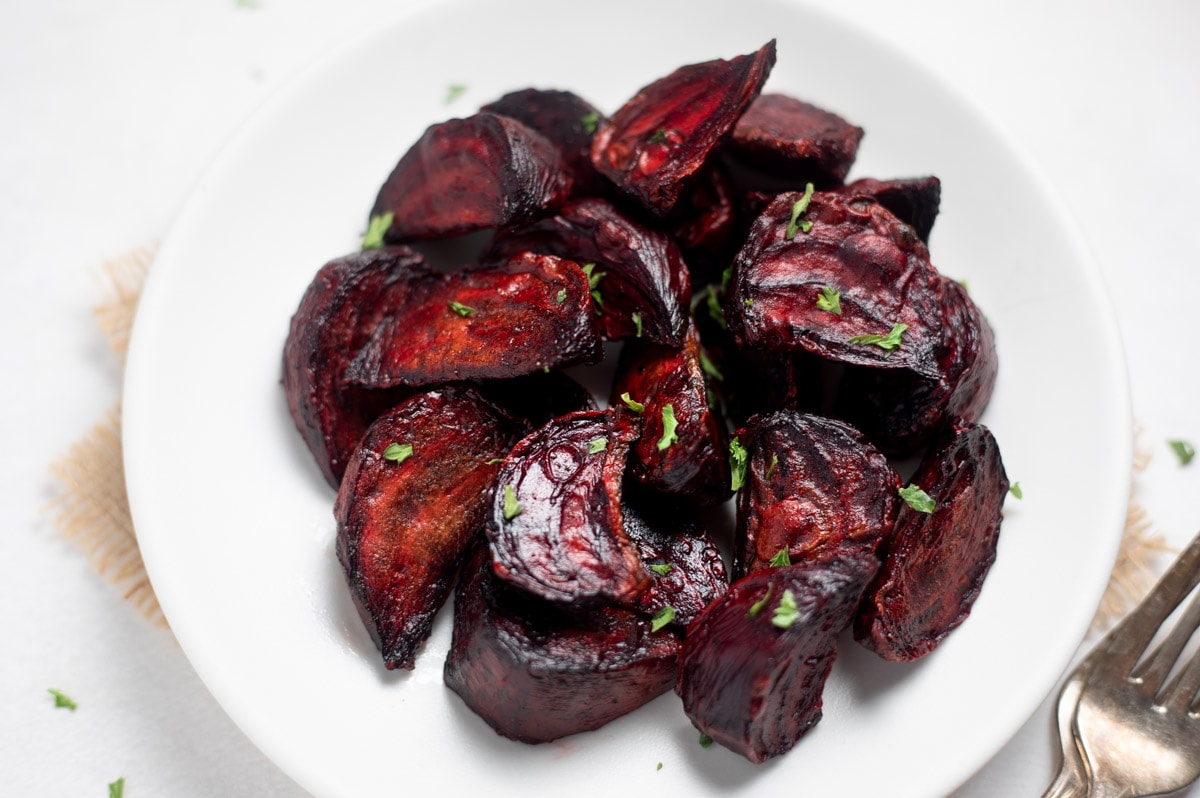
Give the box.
[591,41,776,216]
[345,251,602,388]
[444,548,680,744]
[369,113,572,242]
[732,411,899,579]
[485,408,650,606]
[283,246,425,487]
[475,369,598,432]
[487,197,691,346]
[855,422,1008,662]
[335,385,522,669]
[667,163,740,285]
[835,176,942,243]
[725,93,864,189]
[611,322,731,505]
[676,557,878,763]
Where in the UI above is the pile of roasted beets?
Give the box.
[283,40,1010,764]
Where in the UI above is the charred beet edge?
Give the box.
[335,385,523,670]
[732,411,900,580]
[855,421,1009,662]
[485,408,650,606]
[474,369,598,432]
[487,197,692,346]
[282,246,425,488]
[591,40,776,217]
[370,112,572,242]
[835,176,942,243]
[344,251,602,388]
[611,321,732,505]
[676,557,878,763]
[444,547,680,744]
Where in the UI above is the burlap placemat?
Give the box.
[44,249,1172,633]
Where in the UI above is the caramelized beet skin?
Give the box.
[855,422,1009,662]
[726,93,864,188]
[485,408,651,606]
[335,386,522,670]
[835,176,942,243]
[676,558,877,763]
[591,41,776,216]
[733,412,900,579]
[370,113,572,242]
[444,548,680,744]
[487,197,692,346]
[345,251,602,388]
[282,247,424,487]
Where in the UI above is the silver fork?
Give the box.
[1056,529,1200,797]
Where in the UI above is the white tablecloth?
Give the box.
[4,0,1198,794]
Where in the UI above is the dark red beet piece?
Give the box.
[370,113,572,242]
[725,93,864,188]
[676,557,878,763]
[591,41,776,216]
[666,163,741,285]
[283,246,424,487]
[444,547,680,744]
[835,176,942,243]
[855,422,1009,662]
[334,385,522,669]
[487,197,692,346]
[485,408,650,606]
[732,412,899,579]
[345,251,602,389]
[611,322,731,505]
[475,369,598,432]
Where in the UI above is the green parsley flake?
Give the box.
[698,349,724,382]
[765,452,779,480]
[47,689,77,711]
[772,589,800,629]
[1009,482,1023,499]
[698,732,715,748]
[361,212,393,250]
[649,128,668,144]
[109,778,125,798]
[656,762,663,771]
[587,437,608,454]
[581,111,600,135]
[849,322,907,352]
[448,300,477,317]
[649,563,673,576]
[729,437,749,491]
[747,583,773,617]
[502,484,522,521]
[484,457,505,465]
[768,547,790,567]
[382,442,414,464]
[785,183,816,239]
[555,288,567,303]
[445,83,468,104]
[899,483,936,513]
[816,285,842,315]
[657,404,679,450]
[620,392,645,414]
[581,263,605,306]
[1169,439,1196,466]
[632,311,643,338]
[650,605,676,632]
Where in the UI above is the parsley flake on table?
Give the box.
[448,300,476,317]
[768,547,790,567]
[1169,439,1196,466]
[1009,482,1023,499]
[657,404,679,450]
[816,285,842,315]
[785,182,815,239]
[108,778,125,798]
[698,732,714,748]
[445,83,468,104]
[361,211,393,250]
[620,392,645,413]
[899,483,936,513]
[580,111,600,135]
[502,484,522,521]
[729,437,748,491]
[849,322,907,352]
[382,442,413,463]
[771,588,800,629]
[47,688,77,711]
[650,605,676,632]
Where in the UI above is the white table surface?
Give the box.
[3,0,1198,794]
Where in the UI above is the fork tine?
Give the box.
[1133,582,1200,693]
[1159,641,1200,713]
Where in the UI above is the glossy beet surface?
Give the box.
[855,422,1009,661]
[282,246,424,487]
[370,113,572,242]
[444,548,680,744]
[592,41,776,216]
[726,93,864,188]
[345,251,601,388]
[732,411,899,579]
[836,176,942,243]
[676,557,878,763]
[334,386,522,669]
[485,408,650,606]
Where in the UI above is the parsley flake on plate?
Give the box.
[361,211,393,250]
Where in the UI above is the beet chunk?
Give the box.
[732,412,900,579]
[855,422,1009,661]
[345,251,601,388]
[444,548,680,744]
[591,41,776,216]
[835,176,942,243]
[282,246,424,487]
[335,386,522,669]
[485,408,650,606]
[676,558,878,763]
[370,113,572,242]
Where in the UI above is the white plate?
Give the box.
[123,1,1131,795]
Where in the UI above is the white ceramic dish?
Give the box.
[123,0,1132,795]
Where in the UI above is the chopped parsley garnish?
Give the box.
[448,300,477,317]
[747,584,773,617]
[657,404,679,450]
[620,392,645,413]
[698,732,715,748]
[768,547,790,567]
[484,457,505,465]
[785,183,815,239]
[632,311,643,338]
[849,322,907,352]
[771,589,800,629]
[765,453,779,480]
[648,128,668,144]
[361,212,393,250]
[649,563,673,576]
[650,605,676,632]
[743,298,754,307]
[581,263,605,306]
[587,437,608,454]
[382,442,413,464]
[502,484,522,521]
[109,778,125,798]
[555,288,567,303]
[656,762,663,771]
[1009,482,1023,499]
[47,689,77,711]
[899,483,936,513]
[816,285,842,315]
[445,83,468,104]
[698,349,724,382]
[729,437,748,491]
[580,111,600,135]
[1170,439,1196,466]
